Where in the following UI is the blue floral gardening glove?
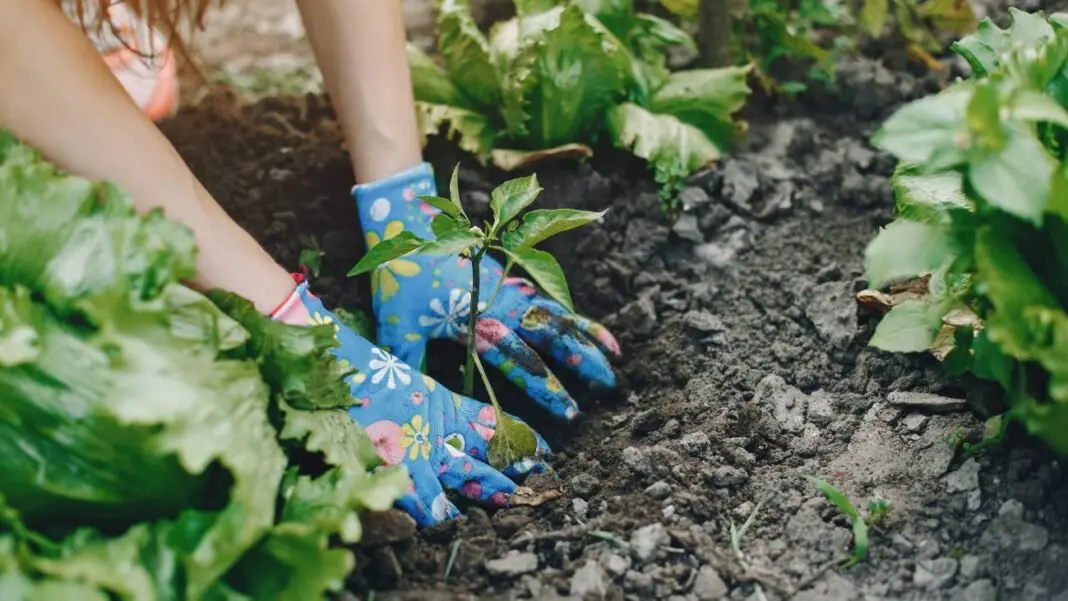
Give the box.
[353,163,621,421]
[279,278,550,526]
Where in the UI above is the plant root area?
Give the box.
[160,43,1068,601]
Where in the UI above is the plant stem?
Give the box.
[472,352,503,414]
[699,0,734,68]
[483,257,514,314]
[463,248,485,397]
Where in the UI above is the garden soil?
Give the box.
[160,3,1068,600]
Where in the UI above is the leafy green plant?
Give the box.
[349,165,603,468]
[659,0,977,94]
[0,132,407,600]
[298,235,326,278]
[863,9,1068,455]
[408,0,751,207]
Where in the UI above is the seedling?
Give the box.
[802,475,870,568]
[866,499,892,528]
[298,234,325,278]
[349,164,604,468]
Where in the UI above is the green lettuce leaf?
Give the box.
[415,102,496,160]
[606,102,721,185]
[500,4,632,148]
[648,66,752,148]
[435,0,502,110]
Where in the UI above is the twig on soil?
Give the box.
[508,517,611,548]
[588,530,630,549]
[444,540,462,581]
[729,502,769,601]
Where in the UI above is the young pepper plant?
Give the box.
[348,166,605,468]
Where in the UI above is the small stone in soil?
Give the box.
[913,557,958,590]
[485,551,539,577]
[624,570,654,594]
[806,390,835,425]
[684,310,725,334]
[672,213,705,243]
[623,446,651,473]
[692,565,729,600]
[754,374,807,433]
[357,509,416,546]
[601,552,630,577]
[617,297,657,336]
[570,473,600,497]
[679,431,711,454]
[902,413,929,432]
[804,280,858,349]
[709,466,748,488]
[944,458,981,493]
[645,480,673,500]
[953,579,998,601]
[887,391,966,412]
[679,186,710,210]
[630,522,669,563]
[958,555,981,580]
[570,560,608,598]
[572,498,589,521]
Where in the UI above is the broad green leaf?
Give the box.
[435,0,501,109]
[414,102,495,160]
[891,163,970,224]
[802,476,868,567]
[1010,89,1068,129]
[632,13,694,50]
[348,231,428,276]
[419,195,463,220]
[967,125,1054,225]
[607,102,721,184]
[417,228,482,257]
[864,221,955,288]
[486,411,540,469]
[280,467,411,543]
[952,19,1005,76]
[502,208,606,250]
[859,0,889,37]
[649,66,753,147]
[222,527,353,601]
[1008,7,1056,47]
[491,174,542,227]
[407,43,470,108]
[279,405,383,472]
[572,0,635,39]
[505,246,573,310]
[500,4,632,148]
[871,85,971,164]
[869,299,949,353]
[431,213,463,238]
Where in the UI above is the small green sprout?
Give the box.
[866,499,892,528]
[803,475,869,568]
[298,235,325,278]
[349,164,605,468]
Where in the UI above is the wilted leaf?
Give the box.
[487,412,540,469]
[490,143,594,171]
[504,246,573,310]
[510,486,564,507]
[859,0,889,37]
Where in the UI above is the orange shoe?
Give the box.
[66,2,180,122]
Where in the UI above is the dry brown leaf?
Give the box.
[510,486,565,508]
[491,144,594,171]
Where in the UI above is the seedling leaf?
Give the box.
[420,195,463,220]
[448,164,464,214]
[968,126,1053,226]
[348,232,429,276]
[803,476,868,567]
[491,174,542,228]
[431,213,463,238]
[505,247,573,311]
[487,412,539,469]
[871,85,970,165]
[502,208,606,251]
[864,221,955,289]
[417,229,483,257]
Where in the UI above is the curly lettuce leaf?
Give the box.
[648,66,752,149]
[435,0,502,109]
[415,102,496,160]
[500,5,632,148]
[607,102,721,185]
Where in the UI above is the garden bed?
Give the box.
[160,12,1068,601]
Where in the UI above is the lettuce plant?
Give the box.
[863,9,1068,454]
[408,0,751,199]
[0,132,407,600]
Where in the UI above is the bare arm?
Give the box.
[296,0,423,183]
[0,0,294,313]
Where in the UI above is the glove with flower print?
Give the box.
[353,162,621,421]
[274,276,550,526]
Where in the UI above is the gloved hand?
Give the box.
[281,278,549,526]
[353,163,621,421]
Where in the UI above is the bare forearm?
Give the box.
[297,0,422,183]
[0,0,293,312]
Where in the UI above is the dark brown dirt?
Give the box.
[159,15,1068,601]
